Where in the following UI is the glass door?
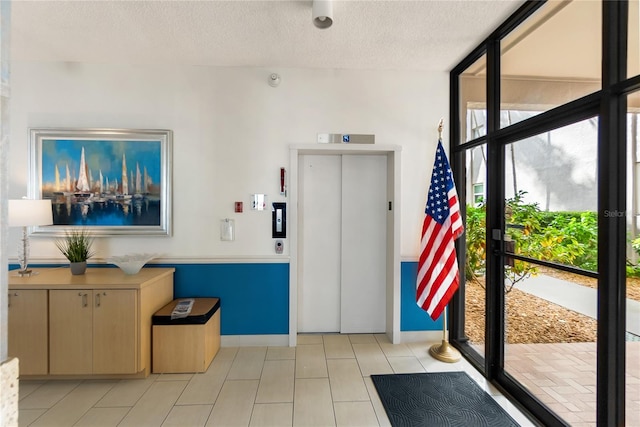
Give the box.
[502,119,599,425]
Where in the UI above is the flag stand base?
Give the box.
[429,340,461,363]
[428,307,461,363]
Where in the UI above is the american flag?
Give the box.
[416,141,464,320]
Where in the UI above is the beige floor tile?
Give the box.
[256,360,295,403]
[387,356,427,374]
[419,355,466,373]
[156,373,194,381]
[297,334,324,345]
[17,408,46,426]
[95,375,157,407]
[351,342,382,358]
[205,347,238,376]
[376,338,414,358]
[295,344,327,378]
[334,401,380,427]
[266,346,296,360]
[363,377,391,427]
[74,407,130,427]
[162,404,213,427]
[213,346,239,361]
[227,347,267,380]
[118,380,188,427]
[352,343,393,376]
[176,350,236,405]
[323,335,355,359]
[19,380,81,410]
[249,403,293,427]
[348,334,377,344]
[176,347,238,405]
[13,340,546,427]
[293,378,335,427]
[30,381,117,427]
[374,334,391,344]
[18,381,45,401]
[175,373,226,406]
[407,341,433,358]
[327,359,369,402]
[206,380,259,427]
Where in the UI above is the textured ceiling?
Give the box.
[10,0,525,72]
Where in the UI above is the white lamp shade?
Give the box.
[9,199,54,227]
[312,0,333,29]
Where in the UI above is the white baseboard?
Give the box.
[400,330,444,343]
[220,331,444,347]
[221,335,289,347]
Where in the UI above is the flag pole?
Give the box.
[427,119,461,363]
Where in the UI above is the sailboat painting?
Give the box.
[29,128,172,236]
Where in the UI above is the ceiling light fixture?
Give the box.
[312,0,333,29]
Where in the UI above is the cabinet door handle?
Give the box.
[96,293,101,307]
[80,292,88,307]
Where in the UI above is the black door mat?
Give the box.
[371,371,521,427]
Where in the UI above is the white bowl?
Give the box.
[109,253,157,275]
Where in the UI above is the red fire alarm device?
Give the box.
[280,167,286,196]
[235,201,243,213]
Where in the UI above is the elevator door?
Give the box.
[299,154,387,333]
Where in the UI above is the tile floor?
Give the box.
[17,334,536,427]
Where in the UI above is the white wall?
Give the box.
[8,62,448,261]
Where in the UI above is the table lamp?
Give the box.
[8,199,53,276]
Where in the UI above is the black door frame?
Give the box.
[449,1,635,425]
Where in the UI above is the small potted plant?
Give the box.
[55,229,95,275]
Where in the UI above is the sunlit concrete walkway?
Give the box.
[517,274,640,336]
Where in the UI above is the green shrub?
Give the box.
[465,203,486,281]
[464,191,599,290]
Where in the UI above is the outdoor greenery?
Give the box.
[629,237,640,277]
[465,191,599,291]
[55,229,95,263]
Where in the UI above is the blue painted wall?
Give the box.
[168,263,289,335]
[400,261,442,331]
[10,261,439,335]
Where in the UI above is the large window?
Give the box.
[452,1,633,426]
[460,55,487,144]
[500,1,601,127]
[626,90,640,427]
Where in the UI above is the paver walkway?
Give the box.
[517,274,640,336]
[501,274,640,425]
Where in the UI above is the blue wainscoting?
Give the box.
[167,263,289,336]
[10,261,439,334]
[400,261,443,331]
[10,262,290,336]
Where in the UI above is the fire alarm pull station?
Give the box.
[280,167,286,196]
[272,202,286,238]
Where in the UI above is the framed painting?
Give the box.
[29,128,172,236]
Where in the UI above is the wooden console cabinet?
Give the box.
[8,267,174,379]
[7,289,48,375]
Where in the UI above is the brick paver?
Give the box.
[504,342,639,426]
